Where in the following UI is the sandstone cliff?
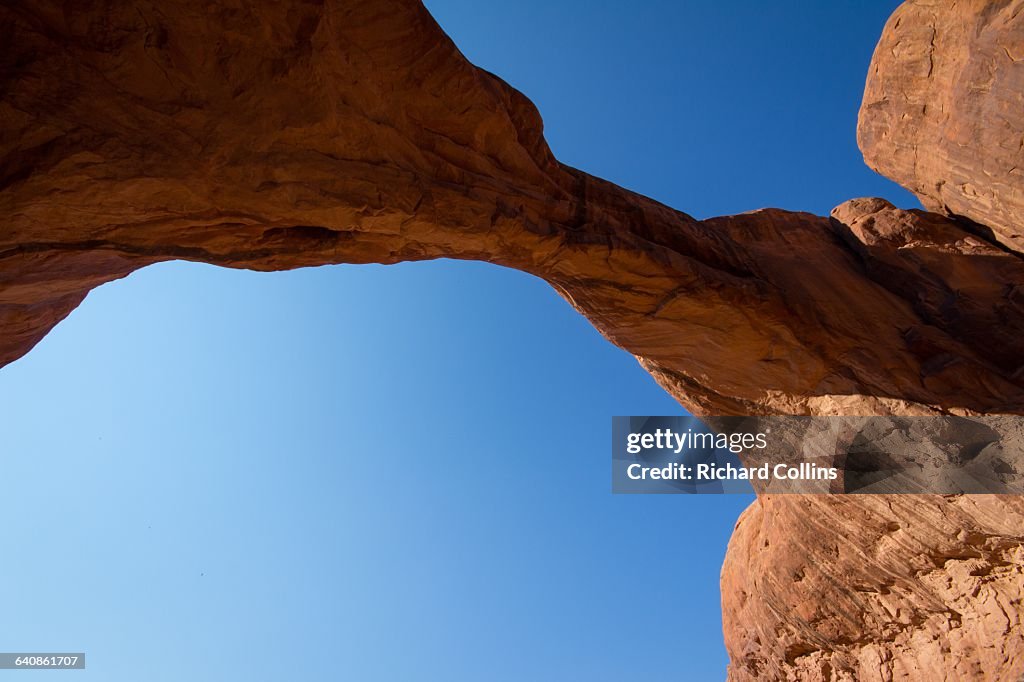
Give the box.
[859,0,1024,254]
[726,2,1024,678]
[1,1,1021,679]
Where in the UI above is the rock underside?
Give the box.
[1,1,1022,679]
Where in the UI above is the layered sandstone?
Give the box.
[725,495,1024,681]
[1,1,1022,680]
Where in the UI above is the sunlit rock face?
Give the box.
[724,494,1024,682]
[859,0,1024,254]
[1,1,1022,680]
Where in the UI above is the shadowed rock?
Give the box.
[3,0,1023,417]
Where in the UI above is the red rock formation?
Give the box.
[4,0,1023,416]
[725,495,1024,681]
[725,0,1024,676]
[1,1,1022,679]
[722,201,1024,682]
[859,0,1024,253]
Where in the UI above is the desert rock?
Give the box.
[1,1,1022,679]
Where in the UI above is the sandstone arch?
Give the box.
[2,1,1022,678]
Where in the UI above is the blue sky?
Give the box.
[0,2,909,680]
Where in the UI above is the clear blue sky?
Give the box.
[0,2,909,680]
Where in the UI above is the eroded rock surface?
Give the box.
[724,495,1024,681]
[3,0,1023,416]
[1,1,1022,680]
[859,0,1024,253]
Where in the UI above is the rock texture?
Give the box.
[726,0,1024,676]
[3,0,1024,417]
[725,495,1024,681]
[1,1,1022,680]
[859,0,1024,253]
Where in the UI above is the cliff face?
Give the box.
[1,1,1022,679]
[725,2,1024,678]
[725,495,1024,681]
[859,0,1024,253]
